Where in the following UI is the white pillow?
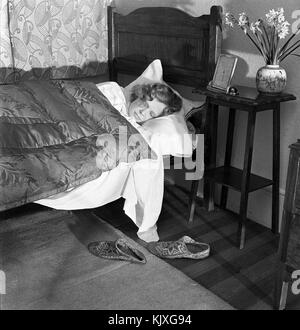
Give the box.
[124,59,203,157]
[142,113,193,157]
[124,59,205,117]
[96,81,152,142]
[96,81,127,115]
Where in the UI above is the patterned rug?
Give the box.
[0,206,232,310]
[95,184,300,310]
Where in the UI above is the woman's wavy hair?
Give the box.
[130,83,182,115]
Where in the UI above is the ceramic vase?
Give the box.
[256,64,287,94]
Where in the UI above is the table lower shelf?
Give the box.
[204,166,273,193]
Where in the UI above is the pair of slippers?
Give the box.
[88,236,210,263]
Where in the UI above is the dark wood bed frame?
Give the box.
[107,5,223,88]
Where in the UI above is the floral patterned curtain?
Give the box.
[0,0,14,83]
[0,0,111,83]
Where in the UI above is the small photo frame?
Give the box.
[207,54,238,93]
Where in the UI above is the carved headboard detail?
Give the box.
[108,6,223,88]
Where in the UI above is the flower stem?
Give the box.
[243,28,267,61]
[278,26,300,58]
[280,40,300,61]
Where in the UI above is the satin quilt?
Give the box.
[0,80,155,211]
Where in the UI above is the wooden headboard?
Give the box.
[107,6,223,88]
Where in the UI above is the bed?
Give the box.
[0,3,222,242]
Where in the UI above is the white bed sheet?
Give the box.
[36,156,164,243]
[36,81,204,243]
[36,82,166,242]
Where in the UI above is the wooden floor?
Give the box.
[0,207,233,310]
[1,183,299,310]
[94,184,300,310]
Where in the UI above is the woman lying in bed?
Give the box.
[36,83,186,243]
[37,64,200,243]
[128,83,182,123]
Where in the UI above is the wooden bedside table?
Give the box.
[190,85,296,249]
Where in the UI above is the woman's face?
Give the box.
[129,98,166,123]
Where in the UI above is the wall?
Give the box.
[115,0,300,229]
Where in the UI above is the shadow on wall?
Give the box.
[221,52,255,87]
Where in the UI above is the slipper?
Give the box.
[88,238,146,264]
[147,235,210,260]
[116,239,146,264]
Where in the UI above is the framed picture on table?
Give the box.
[207,54,238,93]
